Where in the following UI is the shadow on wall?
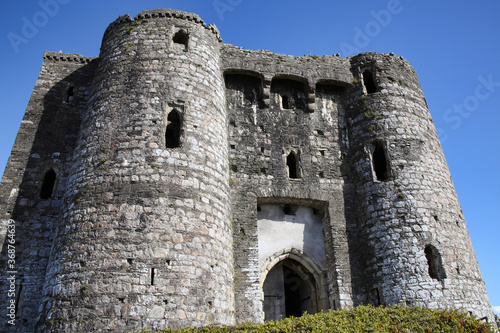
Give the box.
[0,60,96,332]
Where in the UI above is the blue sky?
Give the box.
[0,0,498,315]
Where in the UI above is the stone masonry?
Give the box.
[0,8,495,332]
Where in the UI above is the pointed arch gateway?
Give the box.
[260,250,328,321]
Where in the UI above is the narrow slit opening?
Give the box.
[40,169,56,199]
[151,268,156,285]
[66,86,74,103]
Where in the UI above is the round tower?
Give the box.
[345,53,494,321]
[39,9,233,331]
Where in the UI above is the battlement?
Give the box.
[43,51,96,63]
[103,9,222,44]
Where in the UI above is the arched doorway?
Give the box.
[262,258,320,321]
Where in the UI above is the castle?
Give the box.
[0,8,495,332]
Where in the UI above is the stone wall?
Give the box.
[0,8,495,332]
[0,52,96,332]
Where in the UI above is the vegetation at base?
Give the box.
[139,304,495,333]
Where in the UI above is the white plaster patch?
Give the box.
[257,204,326,268]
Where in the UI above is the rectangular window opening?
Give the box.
[362,69,377,94]
[371,142,390,181]
[286,152,300,179]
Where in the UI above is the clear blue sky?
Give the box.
[0,0,498,315]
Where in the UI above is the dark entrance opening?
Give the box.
[283,266,303,317]
[263,259,315,321]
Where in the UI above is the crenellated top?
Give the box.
[102,14,133,36]
[43,51,96,64]
[134,9,204,24]
[103,9,222,43]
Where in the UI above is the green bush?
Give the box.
[139,304,494,333]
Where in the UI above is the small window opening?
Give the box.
[281,95,292,109]
[166,110,181,148]
[375,288,381,306]
[286,152,300,179]
[15,283,23,315]
[66,86,74,104]
[362,70,377,94]
[424,245,446,281]
[372,143,390,181]
[283,204,296,215]
[40,169,56,199]
[151,268,156,285]
[173,29,189,50]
